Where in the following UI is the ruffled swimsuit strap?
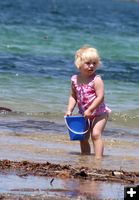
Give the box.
[92,74,101,82]
[71,75,78,88]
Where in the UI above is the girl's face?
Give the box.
[79,60,98,77]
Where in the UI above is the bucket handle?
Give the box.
[64,116,90,135]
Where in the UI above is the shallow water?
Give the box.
[0,117,139,172]
[0,174,125,199]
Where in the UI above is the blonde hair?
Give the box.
[75,45,101,69]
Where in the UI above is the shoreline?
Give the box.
[0,159,139,200]
[0,117,139,199]
[1,159,139,183]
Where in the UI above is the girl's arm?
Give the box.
[65,83,77,116]
[84,76,104,118]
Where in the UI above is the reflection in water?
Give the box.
[0,174,124,199]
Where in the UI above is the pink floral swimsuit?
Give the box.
[71,74,111,120]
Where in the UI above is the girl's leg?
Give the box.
[80,130,91,154]
[91,114,108,159]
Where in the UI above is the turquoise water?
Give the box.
[0,0,139,133]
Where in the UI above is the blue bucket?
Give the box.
[64,116,90,141]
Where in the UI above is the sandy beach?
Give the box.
[0,118,139,199]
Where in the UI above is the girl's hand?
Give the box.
[65,111,72,116]
[84,109,92,118]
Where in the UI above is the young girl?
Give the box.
[65,46,111,159]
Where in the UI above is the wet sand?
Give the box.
[0,118,139,199]
[0,160,139,183]
[0,124,139,172]
[0,160,139,199]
